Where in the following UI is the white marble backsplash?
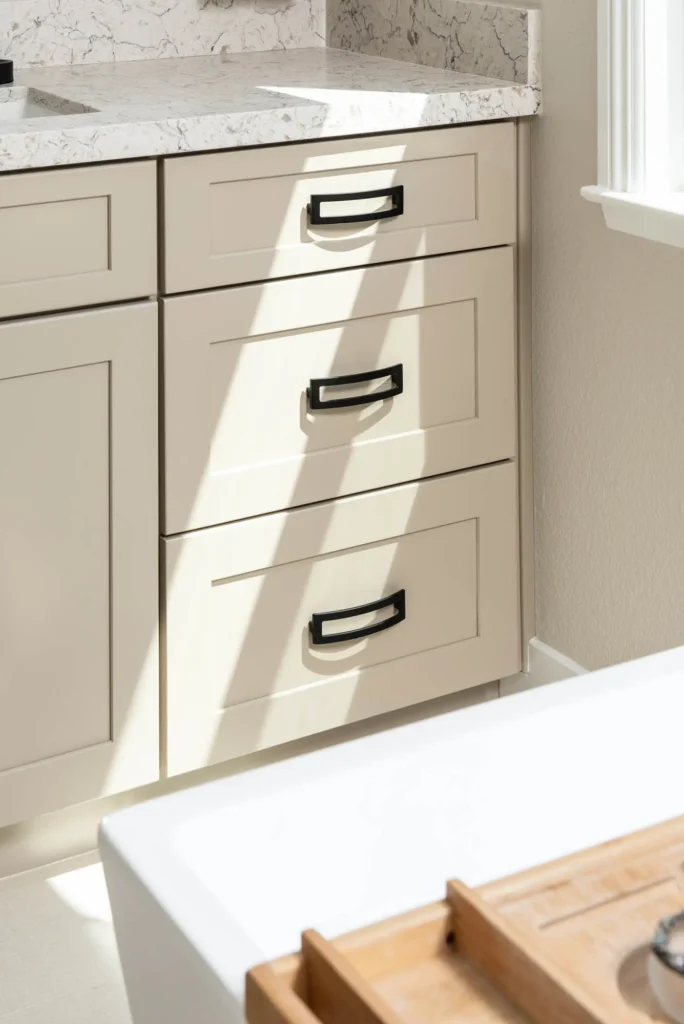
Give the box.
[0,0,537,84]
[0,0,325,69]
[328,0,540,85]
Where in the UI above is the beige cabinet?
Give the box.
[0,161,157,320]
[0,303,159,827]
[163,463,520,775]
[0,120,527,825]
[162,247,516,532]
[162,123,516,293]
[158,120,526,772]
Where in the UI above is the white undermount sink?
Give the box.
[0,86,98,122]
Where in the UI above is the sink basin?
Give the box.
[0,86,98,123]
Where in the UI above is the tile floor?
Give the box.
[0,862,130,1024]
[0,685,506,1024]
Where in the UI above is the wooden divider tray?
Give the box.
[246,817,684,1024]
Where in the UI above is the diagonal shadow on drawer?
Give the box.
[161,125,520,778]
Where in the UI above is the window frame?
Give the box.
[583,0,684,247]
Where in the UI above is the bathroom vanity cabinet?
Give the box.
[0,119,530,825]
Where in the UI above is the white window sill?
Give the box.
[582,185,684,248]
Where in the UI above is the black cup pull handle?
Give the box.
[307,364,403,411]
[308,185,404,225]
[309,590,406,646]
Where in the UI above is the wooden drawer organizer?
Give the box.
[247,817,684,1024]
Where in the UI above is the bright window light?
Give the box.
[582,0,684,247]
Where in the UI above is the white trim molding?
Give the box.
[500,638,587,697]
[583,0,684,247]
[582,187,684,247]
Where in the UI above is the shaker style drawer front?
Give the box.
[0,161,157,320]
[162,248,516,533]
[161,123,516,293]
[163,463,520,775]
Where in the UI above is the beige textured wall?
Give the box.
[517,0,684,669]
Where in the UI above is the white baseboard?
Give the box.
[500,638,587,697]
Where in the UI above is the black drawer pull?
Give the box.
[307,364,403,410]
[308,185,404,225]
[309,590,406,646]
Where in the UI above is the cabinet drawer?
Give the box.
[163,463,520,774]
[162,248,516,533]
[0,162,157,320]
[161,123,515,294]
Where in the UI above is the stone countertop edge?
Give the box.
[0,48,539,173]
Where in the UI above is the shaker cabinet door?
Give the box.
[0,302,159,827]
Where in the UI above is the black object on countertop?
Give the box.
[653,912,684,974]
[0,60,14,86]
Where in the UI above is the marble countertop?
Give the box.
[0,47,539,172]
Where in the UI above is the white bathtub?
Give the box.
[100,647,684,1024]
